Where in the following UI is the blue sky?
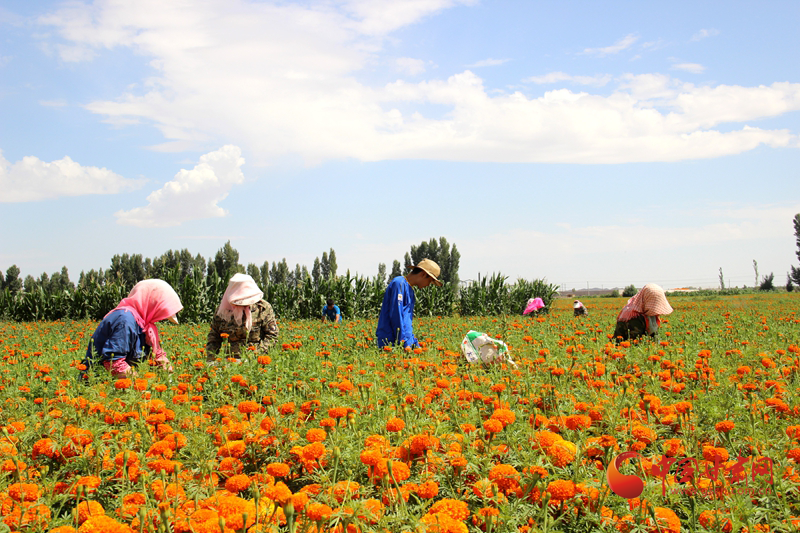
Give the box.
[1,0,799,290]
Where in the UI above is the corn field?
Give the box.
[0,268,558,322]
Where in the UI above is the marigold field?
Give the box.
[1,293,799,533]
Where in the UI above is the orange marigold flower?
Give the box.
[224,474,252,493]
[79,514,133,533]
[416,480,439,499]
[420,512,468,533]
[715,420,735,433]
[328,407,349,419]
[306,503,333,522]
[71,476,102,496]
[301,442,326,461]
[488,464,520,493]
[76,501,105,524]
[490,409,516,428]
[386,417,406,432]
[331,480,360,502]
[565,414,592,431]
[631,425,657,445]
[652,507,681,533]
[702,446,729,463]
[218,440,246,458]
[277,402,295,415]
[360,448,383,467]
[266,462,290,478]
[262,481,292,504]
[237,401,261,415]
[546,479,577,501]
[218,457,244,477]
[114,379,132,390]
[428,498,469,521]
[306,429,327,442]
[7,482,40,502]
[32,438,59,460]
[698,509,733,532]
[483,419,503,433]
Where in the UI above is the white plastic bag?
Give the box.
[460,330,517,367]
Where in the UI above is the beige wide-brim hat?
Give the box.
[410,258,443,286]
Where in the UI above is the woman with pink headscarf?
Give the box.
[83,279,183,378]
[613,283,673,342]
[205,273,279,361]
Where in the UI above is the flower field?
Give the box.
[1,293,799,533]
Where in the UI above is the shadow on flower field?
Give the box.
[0,293,799,532]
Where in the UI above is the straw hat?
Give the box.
[410,259,443,286]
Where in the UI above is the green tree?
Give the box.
[377,263,386,283]
[321,252,330,280]
[407,237,461,290]
[270,259,290,285]
[791,214,800,285]
[259,260,270,290]
[312,257,321,287]
[213,241,243,282]
[759,273,775,291]
[4,265,22,294]
[622,284,637,298]
[390,260,402,279]
[328,248,338,280]
[246,263,261,283]
[24,275,36,293]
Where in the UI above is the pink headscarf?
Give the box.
[216,273,263,331]
[106,279,183,358]
[617,283,673,322]
[523,297,545,315]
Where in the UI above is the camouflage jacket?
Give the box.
[205,300,279,359]
[613,315,658,342]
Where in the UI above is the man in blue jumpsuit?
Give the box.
[375,259,442,349]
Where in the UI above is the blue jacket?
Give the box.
[85,309,149,366]
[375,276,418,348]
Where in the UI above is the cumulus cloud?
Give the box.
[115,145,245,227]
[582,33,639,56]
[36,1,800,165]
[395,57,427,75]
[0,150,143,202]
[460,202,800,287]
[466,58,510,68]
[524,71,611,87]
[691,28,720,41]
[671,62,706,74]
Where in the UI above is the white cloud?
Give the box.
[459,203,800,288]
[466,58,510,68]
[671,62,706,74]
[340,0,476,36]
[0,150,143,203]
[524,71,611,87]
[582,33,639,56]
[395,57,427,75]
[691,28,720,41]
[115,145,246,227]
[36,2,800,165]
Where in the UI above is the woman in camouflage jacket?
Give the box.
[205,274,279,360]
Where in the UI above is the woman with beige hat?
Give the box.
[375,259,442,350]
[612,283,673,342]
